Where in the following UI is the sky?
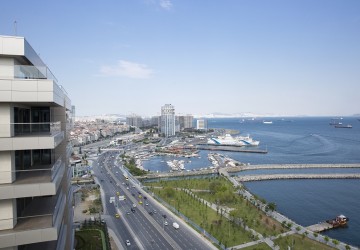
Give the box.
[1,0,360,117]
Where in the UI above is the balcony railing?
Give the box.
[0,192,65,232]
[0,121,61,137]
[0,157,62,184]
[14,64,58,83]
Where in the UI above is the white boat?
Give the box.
[207,134,259,146]
[263,121,273,124]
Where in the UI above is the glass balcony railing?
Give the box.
[14,65,58,83]
[0,157,62,185]
[0,192,65,233]
[0,121,61,137]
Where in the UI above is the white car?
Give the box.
[133,204,136,208]
[164,221,168,226]
[126,240,131,246]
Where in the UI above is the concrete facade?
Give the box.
[0,35,73,250]
[161,104,175,137]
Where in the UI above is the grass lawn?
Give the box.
[274,234,336,250]
[153,187,254,248]
[145,176,233,190]
[196,191,285,237]
[75,229,105,250]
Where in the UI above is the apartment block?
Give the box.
[0,36,73,250]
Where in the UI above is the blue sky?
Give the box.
[1,0,360,116]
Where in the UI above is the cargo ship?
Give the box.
[326,215,349,228]
[335,124,352,128]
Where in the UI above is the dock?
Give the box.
[307,222,335,232]
[235,173,360,182]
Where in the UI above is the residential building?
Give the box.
[196,119,208,130]
[0,35,73,250]
[178,115,193,130]
[126,114,143,128]
[160,104,175,137]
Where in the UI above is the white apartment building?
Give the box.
[196,119,208,130]
[160,104,175,137]
[0,36,73,250]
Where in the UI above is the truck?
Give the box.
[172,222,179,229]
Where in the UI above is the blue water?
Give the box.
[142,117,360,246]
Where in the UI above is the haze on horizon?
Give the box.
[1,1,359,117]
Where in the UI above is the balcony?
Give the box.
[14,65,58,83]
[0,158,64,199]
[0,122,64,151]
[66,143,73,158]
[0,192,66,248]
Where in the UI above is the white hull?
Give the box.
[207,134,259,146]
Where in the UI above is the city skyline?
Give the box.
[1,1,359,116]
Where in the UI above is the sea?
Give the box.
[142,117,360,247]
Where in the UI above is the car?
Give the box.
[126,211,130,215]
[131,207,135,212]
[132,185,135,188]
[145,203,149,206]
[138,191,141,194]
[143,196,147,200]
[131,193,135,197]
[126,240,131,246]
[139,201,143,204]
[164,221,168,226]
[162,214,167,218]
[149,211,153,215]
[122,182,125,185]
[116,191,120,196]
[132,204,136,208]
[126,187,129,190]
[115,213,120,218]
[153,210,157,214]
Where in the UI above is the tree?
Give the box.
[332,239,339,246]
[345,245,351,250]
[266,202,277,212]
[324,236,329,243]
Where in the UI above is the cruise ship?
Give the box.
[207,134,260,146]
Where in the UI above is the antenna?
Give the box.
[14,20,17,36]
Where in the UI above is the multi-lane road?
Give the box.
[92,150,215,250]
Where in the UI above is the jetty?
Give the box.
[235,173,360,182]
[307,222,335,232]
[237,163,360,171]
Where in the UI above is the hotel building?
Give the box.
[160,104,175,137]
[0,36,73,250]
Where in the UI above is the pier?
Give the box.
[307,222,335,232]
[235,173,360,182]
[237,163,360,171]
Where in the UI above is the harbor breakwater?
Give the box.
[235,173,360,182]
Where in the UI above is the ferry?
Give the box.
[207,134,259,146]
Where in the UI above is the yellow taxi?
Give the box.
[115,213,120,219]
[139,201,143,205]
[116,191,120,196]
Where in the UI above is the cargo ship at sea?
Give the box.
[335,124,352,128]
[207,134,259,146]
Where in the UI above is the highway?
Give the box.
[93,150,215,250]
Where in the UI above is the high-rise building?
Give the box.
[0,36,74,250]
[196,119,208,130]
[126,114,143,128]
[160,104,175,137]
[178,115,193,130]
